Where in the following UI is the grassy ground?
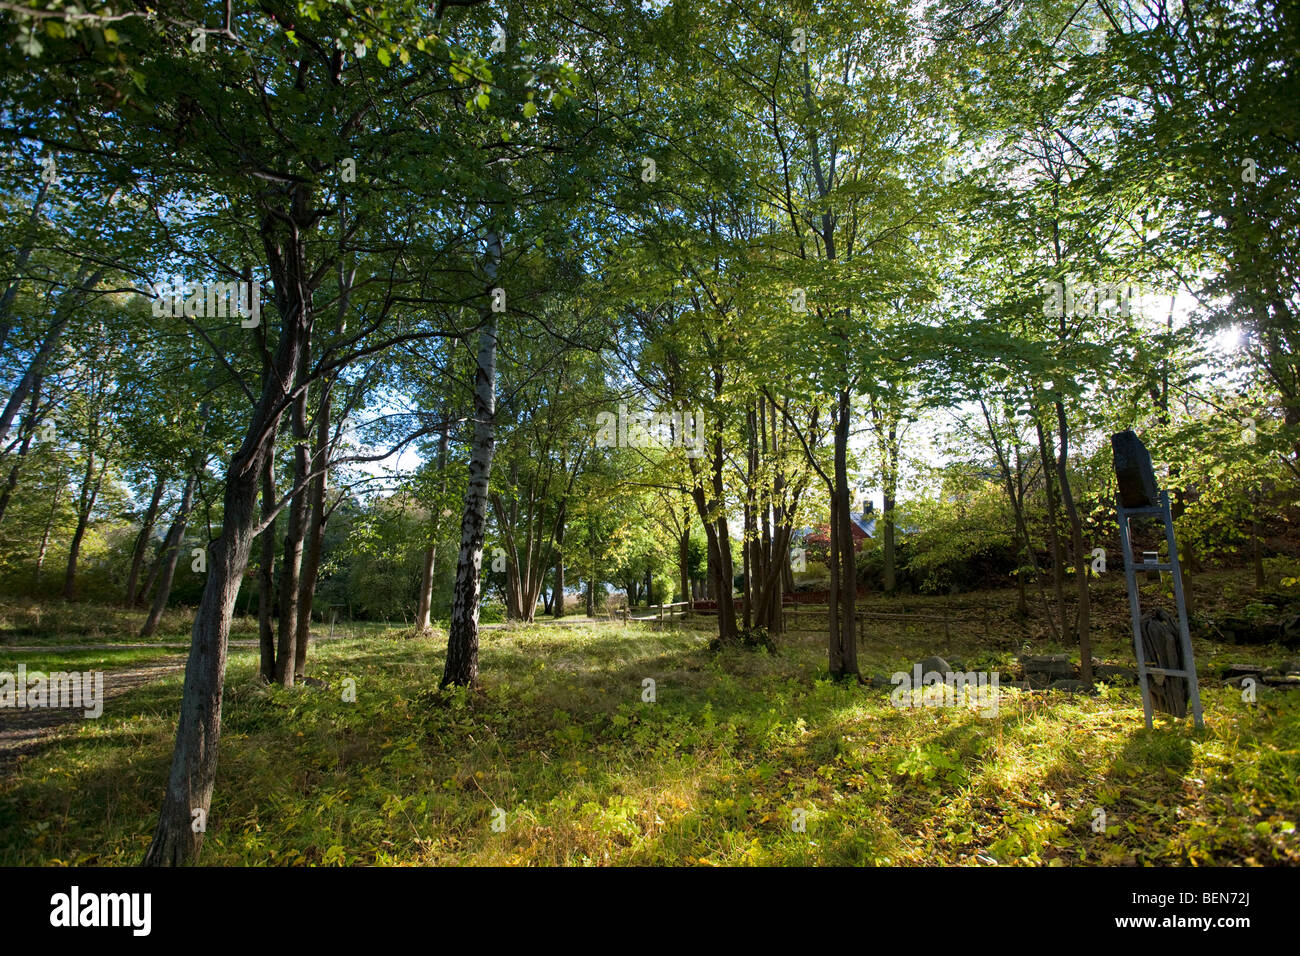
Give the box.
[0,574,1297,866]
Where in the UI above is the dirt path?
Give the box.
[0,657,186,771]
[0,635,358,653]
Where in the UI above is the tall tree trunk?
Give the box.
[144,194,314,865]
[34,472,64,586]
[258,453,277,681]
[1053,401,1092,684]
[0,373,42,528]
[552,511,566,619]
[416,545,437,629]
[416,423,450,631]
[441,228,501,688]
[882,418,898,594]
[293,379,332,679]
[63,446,107,601]
[1035,416,1068,639]
[678,523,690,609]
[0,267,106,447]
[275,372,310,687]
[831,389,859,679]
[689,400,739,643]
[1252,487,1265,591]
[982,400,1056,637]
[125,472,167,607]
[0,181,49,355]
[742,406,756,630]
[140,469,197,637]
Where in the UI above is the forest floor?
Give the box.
[0,572,1297,866]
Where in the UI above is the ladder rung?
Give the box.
[1143,667,1192,677]
[1136,562,1173,571]
[1120,505,1164,516]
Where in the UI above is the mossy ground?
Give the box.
[0,576,1296,866]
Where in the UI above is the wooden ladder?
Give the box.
[1116,489,1204,730]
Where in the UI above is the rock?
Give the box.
[1019,653,1074,686]
[1225,663,1265,679]
[1280,660,1300,676]
[1111,430,1159,508]
[1095,664,1137,685]
[916,656,954,676]
[1262,675,1300,689]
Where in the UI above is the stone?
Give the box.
[1225,663,1265,679]
[1111,430,1159,508]
[1095,664,1137,685]
[1019,653,1074,681]
[1261,675,1300,689]
[916,656,954,676]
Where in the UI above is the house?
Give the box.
[803,503,876,553]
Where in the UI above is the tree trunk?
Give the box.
[143,197,313,864]
[0,373,42,528]
[257,453,277,681]
[1054,401,1092,684]
[140,469,197,637]
[441,228,501,688]
[126,471,167,607]
[416,545,437,630]
[0,267,105,448]
[293,380,332,679]
[678,524,690,609]
[689,405,739,643]
[0,181,49,355]
[416,424,450,631]
[62,446,107,601]
[882,418,898,594]
[1035,416,1068,639]
[831,389,859,679]
[34,472,64,586]
[1252,488,1265,591]
[552,512,566,619]
[275,373,310,687]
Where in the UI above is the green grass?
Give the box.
[1,589,1297,866]
[0,647,185,671]
[0,597,248,646]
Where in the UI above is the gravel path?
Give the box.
[0,657,185,771]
